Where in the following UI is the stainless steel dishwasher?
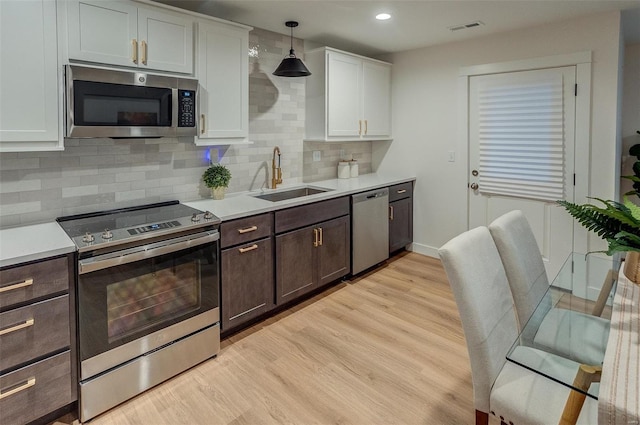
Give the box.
[351,188,389,274]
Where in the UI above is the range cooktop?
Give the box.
[57,201,220,252]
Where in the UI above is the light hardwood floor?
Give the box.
[53,252,491,425]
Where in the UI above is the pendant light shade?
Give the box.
[273,21,311,77]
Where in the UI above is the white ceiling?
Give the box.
[155,0,640,57]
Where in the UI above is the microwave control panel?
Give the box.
[178,90,196,127]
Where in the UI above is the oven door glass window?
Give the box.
[73,80,172,127]
[78,242,218,362]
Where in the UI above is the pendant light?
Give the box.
[273,21,312,77]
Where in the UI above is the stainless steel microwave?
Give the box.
[65,65,197,138]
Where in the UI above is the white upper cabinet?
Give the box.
[195,20,250,145]
[67,0,193,74]
[305,47,392,142]
[0,0,62,151]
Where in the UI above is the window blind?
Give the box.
[477,75,565,201]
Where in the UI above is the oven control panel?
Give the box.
[128,220,182,235]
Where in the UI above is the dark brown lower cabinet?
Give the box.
[317,216,350,286]
[276,215,350,305]
[221,237,274,331]
[389,196,413,253]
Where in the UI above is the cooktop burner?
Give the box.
[57,201,220,252]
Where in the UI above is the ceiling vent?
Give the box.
[448,21,484,32]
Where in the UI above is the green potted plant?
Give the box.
[202,163,231,200]
[558,136,640,281]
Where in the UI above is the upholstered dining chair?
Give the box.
[439,226,598,425]
[488,210,610,366]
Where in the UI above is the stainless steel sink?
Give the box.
[253,186,332,202]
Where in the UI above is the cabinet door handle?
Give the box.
[313,228,319,247]
[358,120,362,135]
[0,318,34,337]
[0,378,36,400]
[0,278,33,293]
[141,40,148,65]
[238,225,257,234]
[132,39,138,63]
[201,114,206,135]
[238,244,258,254]
[318,227,323,246]
[389,205,394,220]
[364,120,368,135]
[397,189,407,194]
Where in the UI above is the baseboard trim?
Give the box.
[409,242,439,258]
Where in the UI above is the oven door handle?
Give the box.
[78,231,219,275]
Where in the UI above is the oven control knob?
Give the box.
[191,213,200,222]
[204,211,214,220]
[102,229,113,239]
[82,232,95,243]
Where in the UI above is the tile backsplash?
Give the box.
[0,27,371,229]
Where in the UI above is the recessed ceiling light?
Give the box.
[376,13,391,21]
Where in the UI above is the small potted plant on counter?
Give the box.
[203,163,231,200]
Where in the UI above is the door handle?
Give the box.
[364,120,368,135]
[141,40,148,65]
[389,205,394,220]
[318,227,323,246]
[470,183,479,190]
[238,244,258,254]
[132,39,138,63]
[358,120,362,136]
[313,228,319,247]
[201,114,206,135]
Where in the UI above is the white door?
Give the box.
[197,22,248,141]
[362,60,391,138]
[68,0,138,68]
[0,0,60,149]
[327,51,361,137]
[138,8,193,74]
[468,67,576,286]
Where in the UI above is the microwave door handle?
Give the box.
[78,231,219,274]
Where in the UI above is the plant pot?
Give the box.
[623,251,640,284]
[211,187,225,200]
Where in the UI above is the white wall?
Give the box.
[621,43,640,198]
[375,11,622,257]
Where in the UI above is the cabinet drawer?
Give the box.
[0,351,72,425]
[275,197,350,234]
[0,256,69,309]
[388,182,413,202]
[0,295,70,372]
[221,213,272,248]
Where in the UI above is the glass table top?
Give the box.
[505,252,621,399]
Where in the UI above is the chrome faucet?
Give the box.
[271,146,283,189]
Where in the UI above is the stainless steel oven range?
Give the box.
[57,201,220,422]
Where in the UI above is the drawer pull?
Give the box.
[397,189,407,194]
[0,278,33,293]
[238,226,258,234]
[239,244,258,254]
[0,318,35,336]
[0,378,35,400]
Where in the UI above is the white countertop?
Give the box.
[0,222,76,268]
[0,173,415,268]
[185,173,415,221]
